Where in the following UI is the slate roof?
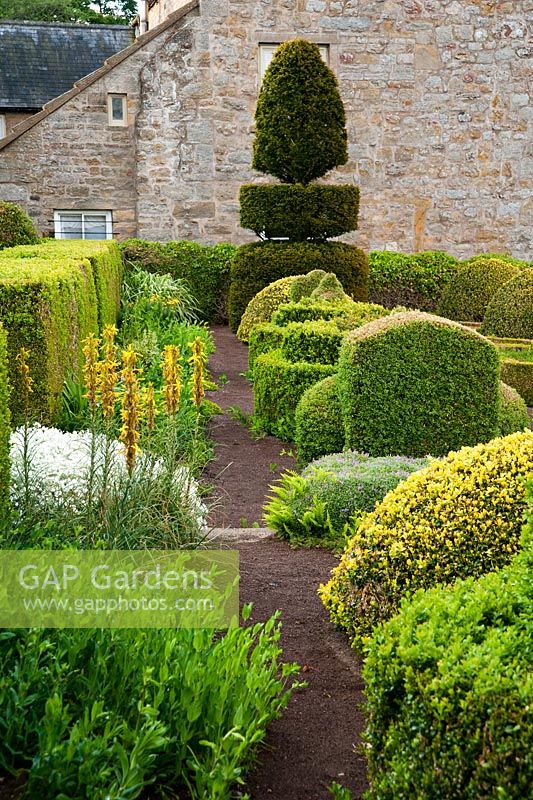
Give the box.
[0,21,134,110]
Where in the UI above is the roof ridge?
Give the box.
[0,0,199,151]
[0,20,132,30]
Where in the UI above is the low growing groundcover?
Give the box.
[0,615,300,799]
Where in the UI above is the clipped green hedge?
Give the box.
[0,202,39,250]
[239,184,359,241]
[237,276,298,342]
[437,257,520,322]
[338,312,501,457]
[368,250,459,311]
[294,374,344,464]
[363,521,533,799]
[481,268,533,339]
[120,239,237,323]
[0,243,123,423]
[498,381,530,435]
[248,322,284,373]
[501,358,533,406]
[272,297,351,327]
[281,320,343,365]
[228,241,368,331]
[253,349,336,440]
[0,324,10,509]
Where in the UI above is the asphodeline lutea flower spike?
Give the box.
[119,346,141,474]
[161,344,182,415]
[98,324,119,421]
[82,332,101,409]
[188,337,207,409]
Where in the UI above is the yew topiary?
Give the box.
[252,39,348,185]
[436,257,520,322]
[481,269,533,340]
[0,202,39,249]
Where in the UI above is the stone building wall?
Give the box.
[0,0,531,258]
[2,112,34,136]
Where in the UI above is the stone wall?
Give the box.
[2,111,34,136]
[0,0,531,258]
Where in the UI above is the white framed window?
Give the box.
[259,43,330,82]
[0,115,6,139]
[107,93,128,126]
[54,210,113,240]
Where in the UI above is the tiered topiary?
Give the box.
[320,430,533,649]
[481,268,533,339]
[228,39,368,332]
[436,257,520,322]
[0,201,39,249]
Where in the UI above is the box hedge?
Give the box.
[281,320,343,365]
[0,324,10,509]
[120,239,237,323]
[501,358,533,406]
[237,276,298,342]
[498,380,530,435]
[247,322,284,373]
[228,241,368,331]
[0,241,121,423]
[294,374,344,464]
[437,257,520,322]
[337,312,501,457]
[363,513,533,800]
[253,349,336,440]
[368,250,459,311]
[272,297,352,327]
[320,430,533,649]
[239,184,359,241]
[481,268,533,339]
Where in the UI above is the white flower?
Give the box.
[10,424,208,531]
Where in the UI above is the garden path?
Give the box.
[203,326,368,800]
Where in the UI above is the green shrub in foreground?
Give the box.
[481,268,533,340]
[363,521,533,799]
[320,431,533,649]
[498,380,530,435]
[294,374,344,464]
[228,241,368,331]
[437,257,520,322]
[0,201,39,249]
[265,451,429,548]
[0,614,299,799]
[253,349,336,440]
[338,311,501,457]
[247,322,284,373]
[0,324,10,510]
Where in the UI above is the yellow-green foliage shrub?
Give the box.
[338,312,501,457]
[0,241,121,423]
[7,240,123,328]
[236,276,298,342]
[501,358,533,406]
[498,381,530,435]
[0,202,39,249]
[481,268,533,340]
[294,374,344,464]
[281,320,343,365]
[436,257,520,322]
[0,324,10,509]
[247,322,284,373]
[320,431,533,649]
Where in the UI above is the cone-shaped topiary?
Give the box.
[0,201,39,249]
[252,39,348,185]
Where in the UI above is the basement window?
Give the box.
[54,210,112,240]
[107,93,128,126]
[259,43,329,82]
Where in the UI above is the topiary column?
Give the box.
[228,39,368,332]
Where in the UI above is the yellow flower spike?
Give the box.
[188,337,207,409]
[98,325,119,421]
[161,345,182,415]
[17,347,33,397]
[144,382,157,431]
[82,333,101,409]
[119,345,141,474]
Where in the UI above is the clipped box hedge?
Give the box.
[338,312,501,457]
[294,374,344,465]
[253,349,336,440]
[228,241,368,331]
[481,268,533,340]
[0,324,10,509]
[281,320,343,365]
[239,184,359,241]
[498,381,530,435]
[437,257,520,322]
[237,276,298,342]
[248,322,284,373]
[0,240,121,423]
[501,358,533,406]
[368,250,459,311]
[363,526,533,800]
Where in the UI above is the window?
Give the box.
[259,43,330,82]
[54,210,112,240]
[107,93,128,126]
[0,115,6,139]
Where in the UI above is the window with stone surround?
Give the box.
[54,210,113,240]
[107,93,128,126]
[259,43,329,82]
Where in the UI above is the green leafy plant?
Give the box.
[368,250,459,311]
[481,268,533,339]
[294,374,344,464]
[437,257,520,322]
[0,201,39,249]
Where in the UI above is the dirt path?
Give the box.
[204,326,368,799]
